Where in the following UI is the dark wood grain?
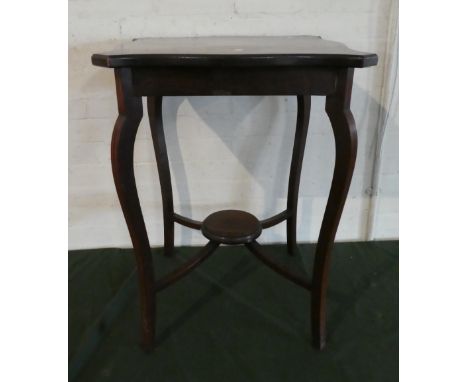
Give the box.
[147,96,174,257]
[260,210,290,229]
[201,210,262,245]
[91,36,377,68]
[154,241,219,292]
[311,68,358,350]
[132,67,337,96]
[245,241,311,289]
[287,95,311,255]
[111,68,155,352]
[93,37,376,352]
[173,213,203,230]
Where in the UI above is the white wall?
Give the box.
[69,0,399,249]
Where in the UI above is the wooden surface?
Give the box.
[91,36,377,68]
[110,68,155,351]
[202,210,262,245]
[93,37,377,352]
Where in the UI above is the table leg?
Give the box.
[148,96,175,257]
[311,68,357,350]
[287,95,311,255]
[111,68,156,352]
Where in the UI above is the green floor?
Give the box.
[69,241,398,382]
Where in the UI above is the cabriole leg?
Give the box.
[111,68,156,352]
[311,69,357,350]
[287,95,311,255]
[148,96,175,257]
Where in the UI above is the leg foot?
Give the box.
[140,295,156,352]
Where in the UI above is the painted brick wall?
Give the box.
[69,0,398,249]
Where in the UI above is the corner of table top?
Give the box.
[91,54,111,68]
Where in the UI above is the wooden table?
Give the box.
[91,36,378,351]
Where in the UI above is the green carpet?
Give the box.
[69,241,398,381]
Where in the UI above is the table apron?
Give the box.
[131,67,337,96]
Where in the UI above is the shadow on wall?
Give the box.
[163,96,286,245]
[156,86,387,245]
[78,59,389,246]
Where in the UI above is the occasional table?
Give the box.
[91,36,378,351]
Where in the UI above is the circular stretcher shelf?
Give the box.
[201,210,262,245]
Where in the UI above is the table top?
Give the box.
[91,36,378,69]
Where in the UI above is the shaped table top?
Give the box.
[91,36,378,69]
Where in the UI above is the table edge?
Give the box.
[91,53,378,69]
